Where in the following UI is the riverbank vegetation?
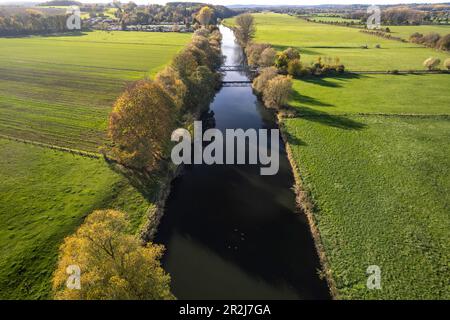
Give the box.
[226,12,450,299]
[52,17,223,300]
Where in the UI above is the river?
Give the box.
[154,26,330,299]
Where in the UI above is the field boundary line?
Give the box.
[0,134,101,159]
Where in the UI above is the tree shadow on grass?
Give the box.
[290,90,334,107]
[282,128,308,146]
[294,106,366,130]
[271,44,321,55]
[299,72,367,88]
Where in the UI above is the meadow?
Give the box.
[225,13,450,71]
[0,30,189,299]
[0,139,156,299]
[0,30,191,151]
[225,13,450,298]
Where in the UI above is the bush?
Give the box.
[422,32,441,47]
[437,34,450,51]
[52,210,174,300]
[245,43,271,66]
[259,47,277,67]
[444,58,450,70]
[262,75,293,109]
[287,59,302,77]
[423,57,441,70]
[252,67,278,95]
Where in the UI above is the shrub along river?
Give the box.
[154,26,330,299]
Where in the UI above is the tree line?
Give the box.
[52,8,222,300]
[0,9,69,36]
[233,14,345,110]
[410,32,450,51]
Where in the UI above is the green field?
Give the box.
[0,31,190,151]
[225,13,450,298]
[225,13,450,71]
[287,74,450,299]
[0,139,156,299]
[0,30,188,299]
[385,24,450,40]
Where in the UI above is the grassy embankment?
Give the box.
[0,30,191,299]
[225,13,450,299]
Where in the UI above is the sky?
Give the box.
[0,0,449,6]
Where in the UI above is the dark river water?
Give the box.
[154,26,330,299]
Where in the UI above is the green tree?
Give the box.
[52,210,175,300]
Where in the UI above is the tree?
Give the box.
[252,67,278,95]
[234,13,255,48]
[287,59,302,77]
[155,66,187,111]
[444,58,450,70]
[196,6,214,26]
[52,210,175,300]
[283,47,300,61]
[437,34,450,51]
[108,80,176,170]
[245,42,271,66]
[423,57,441,70]
[262,75,292,109]
[259,47,277,67]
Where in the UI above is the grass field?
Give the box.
[385,24,450,40]
[224,13,450,71]
[286,74,450,299]
[0,139,156,299]
[225,13,450,298]
[0,31,191,151]
[0,30,188,299]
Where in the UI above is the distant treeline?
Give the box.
[0,9,70,36]
[38,0,81,6]
[111,2,236,27]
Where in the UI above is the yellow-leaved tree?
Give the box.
[196,6,214,26]
[108,80,176,170]
[52,210,175,300]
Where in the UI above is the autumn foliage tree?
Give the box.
[196,6,214,26]
[234,13,256,48]
[108,80,176,170]
[423,57,441,70]
[52,210,174,300]
[155,66,187,111]
[252,66,278,95]
[262,75,293,109]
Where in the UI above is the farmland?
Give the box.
[0,31,191,151]
[225,13,450,299]
[0,30,189,299]
[225,13,450,71]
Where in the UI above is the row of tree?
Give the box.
[53,8,223,300]
[108,18,222,172]
[232,14,292,110]
[0,9,69,36]
[423,57,450,70]
[410,32,450,51]
[111,1,235,29]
